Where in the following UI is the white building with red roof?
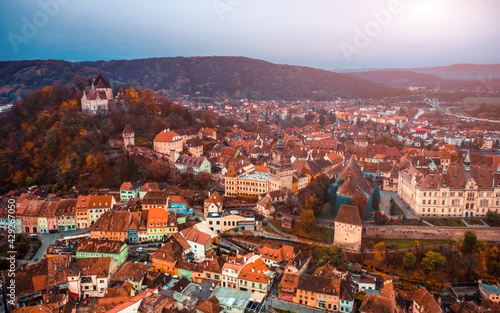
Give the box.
[154,129,183,154]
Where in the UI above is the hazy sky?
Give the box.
[1,0,499,70]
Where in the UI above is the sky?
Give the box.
[1,0,499,70]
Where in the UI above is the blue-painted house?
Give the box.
[166,195,193,214]
[127,212,141,243]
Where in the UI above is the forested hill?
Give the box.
[0,57,398,104]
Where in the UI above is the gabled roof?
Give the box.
[181,226,211,246]
[205,257,226,274]
[75,257,113,278]
[175,155,208,167]
[296,273,341,295]
[238,257,271,284]
[147,208,177,226]
[204,192,223,209]
[91,211,131,233]
[76,238,125,254]
[123,124,134,135]
[399,288,443,313]
[359,293,394,313]
[335,204,362,226]
[93,69,111,88]
[152,236,185,262]
[196,295,224,313]
[337,157,371,193]
[88,195,114,209]
[338,176,366,197]
[120,181,141,191]
[154,130,181,143]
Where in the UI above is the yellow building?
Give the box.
[225,163,268,197]
[293,274,341,311]
[398,161,500,218]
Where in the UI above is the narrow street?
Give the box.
[28,228,90,265]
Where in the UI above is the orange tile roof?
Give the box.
[254,164,268,172]
[147,208,176,228]
[238,257,271,284]
[181,226,211,245]
[88,195,114,208]
[154,130,181,142]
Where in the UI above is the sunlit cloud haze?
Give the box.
[1,0,499,70]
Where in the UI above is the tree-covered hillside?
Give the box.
[0,57,401,104]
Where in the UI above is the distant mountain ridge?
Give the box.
[342,63,500,88]
[0,57,397,104]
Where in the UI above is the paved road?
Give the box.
[379,190,418,219]
[29,228,90,265]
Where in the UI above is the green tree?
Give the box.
[414,240,421,256]
[301,209,315,231]
[421,251,446,272]
[486,211,500,225]
[463,231,477,253]
[43,128,60,156]
[371,196,380,211]
[403,252,416,270]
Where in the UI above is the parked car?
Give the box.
[83,299,88,306]
[137,247,145,253]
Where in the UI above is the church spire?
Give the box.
[276,116,284,157]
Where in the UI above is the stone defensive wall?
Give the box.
[127,146,171,163]
[364,225,500,241]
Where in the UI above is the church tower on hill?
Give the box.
[268,119,293,192]
[81,69,113,117]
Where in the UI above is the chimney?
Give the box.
[164,129,166,133]
[252,268,254,272]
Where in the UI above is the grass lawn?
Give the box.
[262,225,274,233]
[390,199,404,216]
[269,219,334,244]
[376,239,450,249]
[427,219,466,227]
[401,219,426,226]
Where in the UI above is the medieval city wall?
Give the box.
[364,225,500,241]
[127,146,171,163]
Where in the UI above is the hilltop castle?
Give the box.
[81,70,113,116]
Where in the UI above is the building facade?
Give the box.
[398,161,500,218]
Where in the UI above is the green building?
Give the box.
[76,238,128,266]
